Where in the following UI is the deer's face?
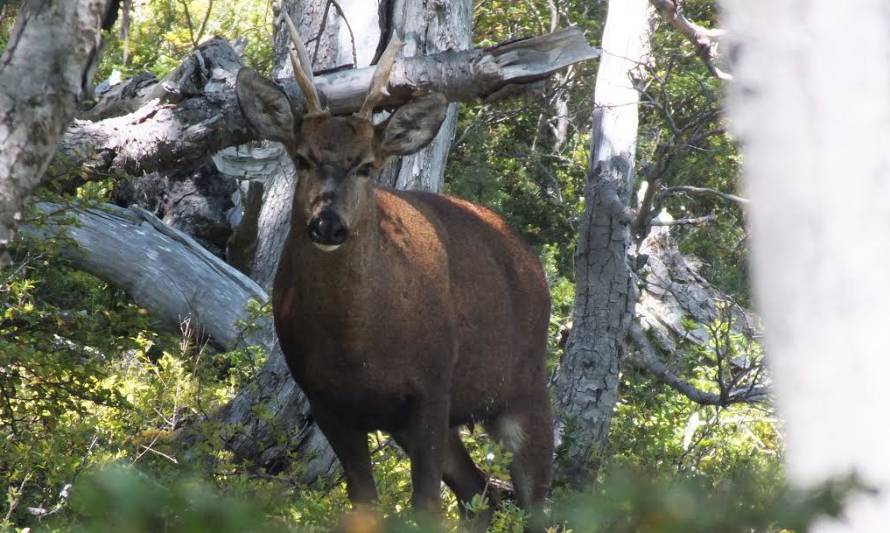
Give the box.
[236,69,447,252]
[291,115,378,250]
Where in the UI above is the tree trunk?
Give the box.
[0,0,119,265]
[552,0,652,487]
[377,0,472,192]
[722,0,890,529]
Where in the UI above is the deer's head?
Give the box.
[236,14,448,251]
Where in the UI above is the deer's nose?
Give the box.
[307,210,348,247]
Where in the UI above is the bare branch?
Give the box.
[650,214,717,226]
[56,29,599,178]
[628,323,769,405]
[178,0,196,49]
[194,0,214,46]
[329,0,358,68]
[310,0,335,65]
[659,185,750,206]
[649,0,732,81]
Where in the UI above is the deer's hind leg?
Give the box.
[488,387,553,531]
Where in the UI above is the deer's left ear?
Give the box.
[376,93,448,157]
[236,68,299,145]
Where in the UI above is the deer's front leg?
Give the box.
[404,393,450,514]
[311,403,377,505]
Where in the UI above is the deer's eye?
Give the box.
[355,163,374,176]
[294,154,312,171]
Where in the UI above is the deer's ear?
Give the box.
[376,93,448,157]
[236,68,298,145]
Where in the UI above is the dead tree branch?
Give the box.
[628,323,768,405]
[650,214,717,226]
[658,185,750,206]
[57,28,599,179]
[649,0,732,81]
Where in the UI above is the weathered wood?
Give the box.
[632,224,767,406]
[551,0,651,487]
[650,0,731,80]
[23,202,266,349]
[55,28,599,179]
[58,37,253,178]
[0,0,119,265]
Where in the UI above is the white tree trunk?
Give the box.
[722,1,890,530]
[0,0,117,265]
[552,0,651,485]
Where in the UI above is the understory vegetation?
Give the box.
[0,0,851,531]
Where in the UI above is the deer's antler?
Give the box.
[280,9,325,116]
[354,36,403,120]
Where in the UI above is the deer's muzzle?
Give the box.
[307,209,348,250]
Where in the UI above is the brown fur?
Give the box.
[236,70,553,528]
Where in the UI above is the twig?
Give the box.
[329,0,358,68]
[179,0,196,49]
[194,0,215,46]
[3,473,31,523]
[311,0,335,65]
[138,444,179,464]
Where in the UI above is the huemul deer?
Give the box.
[236,15,552,529]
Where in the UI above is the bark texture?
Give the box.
[58,37,253,179]
[723,0,890,529]
[632,224,767,406]
[552,0,652,487]
[0,0,118,265]
[377,0,473,192]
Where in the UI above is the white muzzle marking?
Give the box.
[313,243,342,252]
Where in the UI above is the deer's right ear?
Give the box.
[236,68,298,145]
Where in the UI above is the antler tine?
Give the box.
[355,35,403,120]
[280,9,325,115]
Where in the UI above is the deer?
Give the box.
[235,13,553,531]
